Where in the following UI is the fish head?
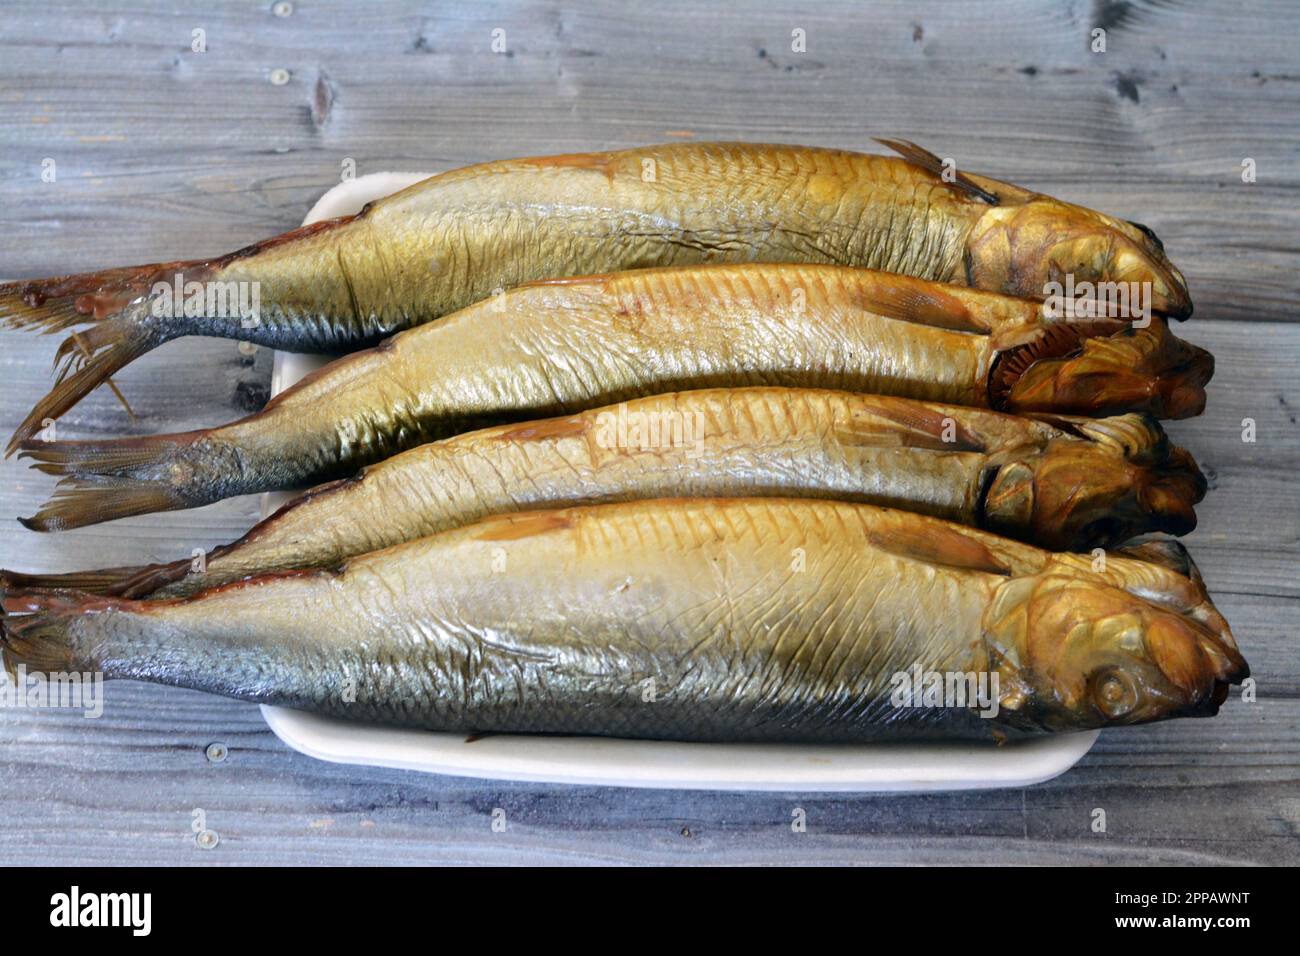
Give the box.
[981,416,1206,550]
[963,196,1192,319]
[992,317,1214,420]
[984,575,1248,731]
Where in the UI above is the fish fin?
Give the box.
[0,590,88,678]
[1,619,73,681]
[18,476,192,532]
[6,311,168,456]
[0,563,157,596]
[855,278,989,333]
[1114,537,1203,586]
[18,431,200,478]
[0,588,131,681]
[0,259,217,333]
[987,320,1060,354]
[874,138,1000,205]
[866,520,1012,577]
[16,432,204,530]
[839,399,986,453]
[0,216,352,336]
[1,266,150,332]
[107,557,198,599]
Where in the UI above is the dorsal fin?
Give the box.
[1114,536,1203,585]
[874,138,1000,205]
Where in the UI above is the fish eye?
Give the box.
[1091,667,1139,718]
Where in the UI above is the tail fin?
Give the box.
[0,588,141,687]
[0,261,210,334]
[6,306,169,455]
[16,432,206,531]
[0,262,210,453]
[0,563,157,595]
[17,477,193,532]
[1,267,148,334]
[0,588,114,680]
[0,556,194,599]
[19,431,201,478]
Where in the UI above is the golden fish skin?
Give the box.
[16,264,1213,531]
[2,389,1205,598]
[2,141,1191,449]
[0,499,1246,741]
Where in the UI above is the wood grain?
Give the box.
[0,0,1296,866]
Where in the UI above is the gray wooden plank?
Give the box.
[0,0,1297,867]
[0,688,1292,865]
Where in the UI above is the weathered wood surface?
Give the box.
[0,1,1296,866]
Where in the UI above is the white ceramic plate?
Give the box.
[259,172,1099,791]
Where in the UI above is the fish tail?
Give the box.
[0,263,190,334]
[0,257,213,351]
[109,557,201,599]
[0,554,209,599]
[0,588,119,680]
[6,307,172,455]
[1,576,321,704]
[17,477,194,532]
[0,563,159,595]
[1,214,355,340]
[16,431,208,531]
[1,613,78,681]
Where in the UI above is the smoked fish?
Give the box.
[15,264,1213,530]
[2,389,1205,597]
[1,141,1191,450]
[0,498,1246,741]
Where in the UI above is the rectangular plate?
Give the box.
[259,171,1099,791]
